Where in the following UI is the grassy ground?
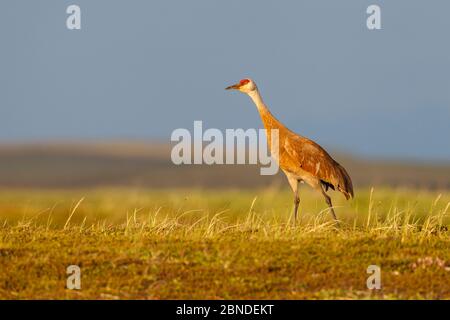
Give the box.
[0,187,449,299]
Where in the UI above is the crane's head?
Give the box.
[225,78,256,94]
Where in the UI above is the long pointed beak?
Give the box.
[225,83,241,90]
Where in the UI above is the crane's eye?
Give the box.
[240,79,250,85]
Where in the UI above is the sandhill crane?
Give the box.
[226,78,354,223]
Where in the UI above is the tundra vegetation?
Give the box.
[0,187,449,299]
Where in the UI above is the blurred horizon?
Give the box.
[1,138,450,165]
[1,1,450,162]
[1,141,449,190]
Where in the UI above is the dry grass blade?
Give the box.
[63,197,85,230]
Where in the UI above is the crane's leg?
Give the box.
[287,175,300,226]
[293,191,300,226]
[320,183,338,222]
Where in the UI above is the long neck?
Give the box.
[248,88,269,113]
[247,88,281,130]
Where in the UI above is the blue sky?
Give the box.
[1,0,449,161]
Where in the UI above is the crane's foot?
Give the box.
[329,208,341,228]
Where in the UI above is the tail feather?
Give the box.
[336,163,354,200]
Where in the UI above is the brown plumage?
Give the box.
[226,78,354,223]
